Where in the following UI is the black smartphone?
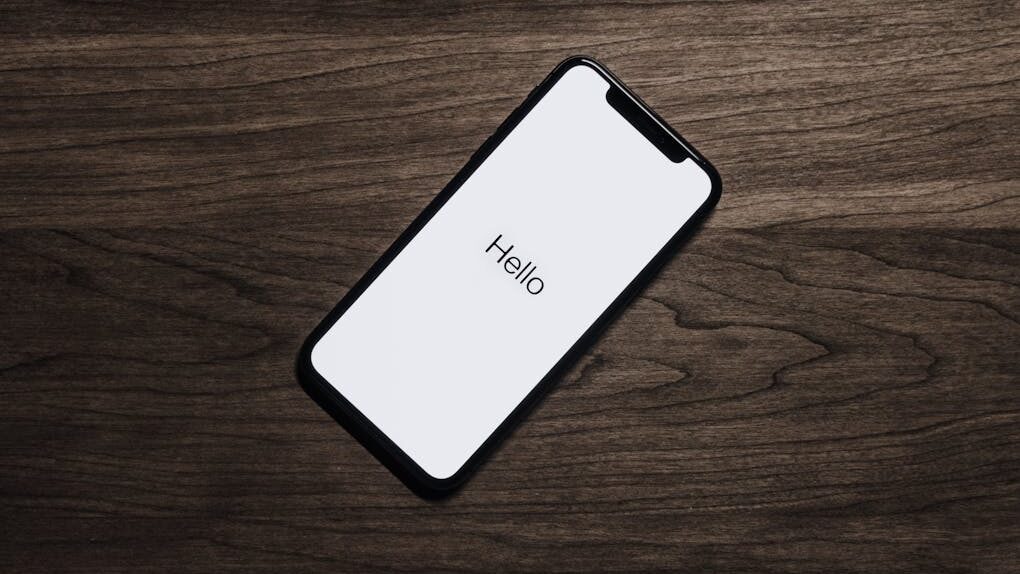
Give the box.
[298,56,721,497]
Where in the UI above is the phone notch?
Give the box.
[605,85,689,163]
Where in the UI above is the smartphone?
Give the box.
[298,56,721,497]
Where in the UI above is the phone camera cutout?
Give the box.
[605,86,688,163]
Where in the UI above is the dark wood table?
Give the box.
[2,2,1018,572]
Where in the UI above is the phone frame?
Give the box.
[297,55,722,498]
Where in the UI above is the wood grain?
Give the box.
[1,1,1018,572]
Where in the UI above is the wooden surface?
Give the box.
[2,1,1018,572]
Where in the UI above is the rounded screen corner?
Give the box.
[697,156,724,210]
[384,456,473,500]
[552,55,613,79]
[296,330,326,383]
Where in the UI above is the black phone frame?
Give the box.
[297,56,723,498]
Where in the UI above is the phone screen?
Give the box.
[309,63,714,480]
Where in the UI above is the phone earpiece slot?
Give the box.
[605,86,689,163]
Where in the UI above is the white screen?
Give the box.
[311,64,713,479]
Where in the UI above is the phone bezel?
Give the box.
[296,55,723,498]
